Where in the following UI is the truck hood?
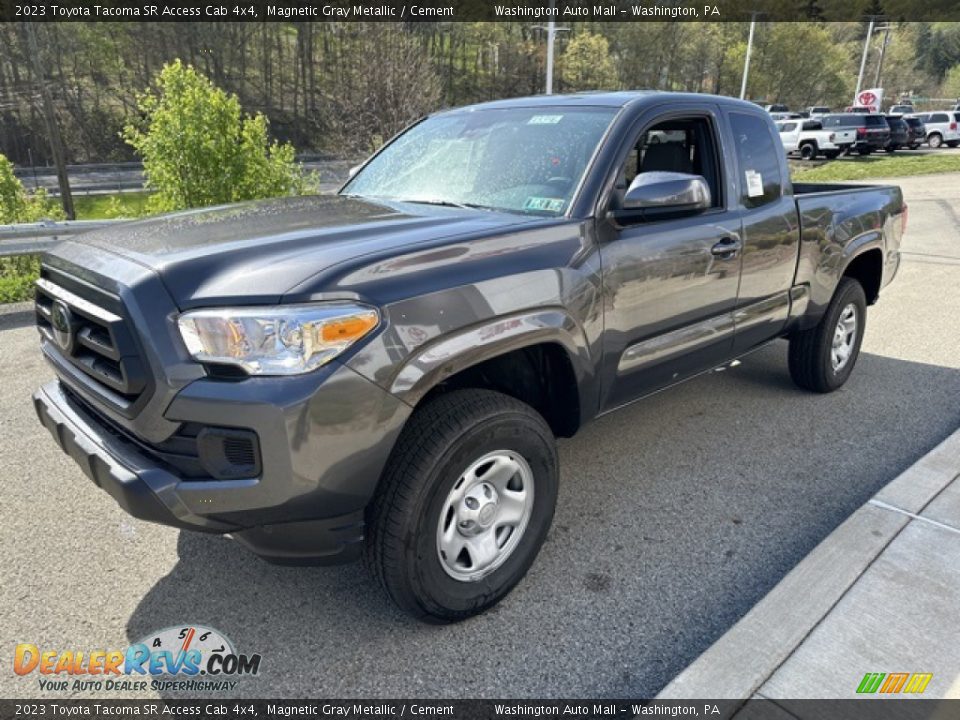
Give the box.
[69,194,536,307]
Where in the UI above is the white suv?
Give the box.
[911,111,960,148]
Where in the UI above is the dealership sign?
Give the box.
[855,88,884,113]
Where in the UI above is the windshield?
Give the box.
[342,106,617,216]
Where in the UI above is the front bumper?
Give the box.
[34,360,412,564]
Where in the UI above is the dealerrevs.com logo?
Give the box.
[14,625,262,693]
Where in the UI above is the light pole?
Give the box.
[740,14,758,101]
[855,18,876,99]
[533,0,568,95]
[874,25,893,88]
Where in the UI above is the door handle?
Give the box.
[711,236,742,259]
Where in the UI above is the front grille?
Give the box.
[35,272,148,406]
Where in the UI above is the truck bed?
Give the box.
[790,181,905,319]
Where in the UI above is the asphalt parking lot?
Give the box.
[1,174,958,700]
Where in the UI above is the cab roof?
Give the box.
[445,90,763,113]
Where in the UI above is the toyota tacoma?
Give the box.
[33,92,906,621]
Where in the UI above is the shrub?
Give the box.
[0,153,63,303]
[122,60,309,213]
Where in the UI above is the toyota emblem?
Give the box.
[50,300,76,353]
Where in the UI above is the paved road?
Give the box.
[1,175,958,700]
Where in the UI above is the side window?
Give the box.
[729,112,783,209]
[618,115,723,214]
[931,113,948,123]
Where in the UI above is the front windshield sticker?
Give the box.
[524,197,565,212]
[745,170,764,198]
[528,115,564,125]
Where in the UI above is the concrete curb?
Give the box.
[0,300,34,331]
[656,427,960,704]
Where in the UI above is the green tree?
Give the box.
[942,65,960,100]
[123,60,307,213]
[560,32,618,92]
[0,153,62,224]
[0,153,63,303]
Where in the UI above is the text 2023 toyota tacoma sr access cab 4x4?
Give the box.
[33,92,905,621]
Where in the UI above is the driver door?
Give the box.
[597,106,744,411]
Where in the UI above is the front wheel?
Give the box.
[948,141,960,148]
[788,278,867,393]
[364,389,559,622]
[858,147,873,156]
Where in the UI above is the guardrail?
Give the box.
[0,219,124,258]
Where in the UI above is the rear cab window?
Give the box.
[728,112,783,209]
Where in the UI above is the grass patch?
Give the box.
[792,152,960,181]
[73,191,153,220]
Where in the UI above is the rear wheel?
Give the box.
[364,388,559,622]
[788,278,867,393]
[799,143,817,160]
[928,133,943,149]
[823,150,840,159]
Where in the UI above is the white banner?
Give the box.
[855,88,884,112]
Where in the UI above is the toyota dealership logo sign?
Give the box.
[855,88,884,112]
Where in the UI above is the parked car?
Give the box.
[910,111,960,148]
[888,104,915,115]
[844,106,874,114]
[883,115,910,152]
[903,116,926,149]
[822,113,891,154]
[32,92,907,621]
[765,103,790,113]
[806,106,832,118]
[777,119,856,159]
[770,112,803,122]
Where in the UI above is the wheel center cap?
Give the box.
[478,503,497,526]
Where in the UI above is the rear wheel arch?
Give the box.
[842,248,883,305]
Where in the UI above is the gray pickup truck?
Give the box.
[33,92,906,621]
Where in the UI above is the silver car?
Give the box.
[909,111,960,148]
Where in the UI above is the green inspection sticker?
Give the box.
[524,197,565,212]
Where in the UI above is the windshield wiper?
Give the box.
[397,198,492,211]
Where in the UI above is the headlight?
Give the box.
[177,303,379,375]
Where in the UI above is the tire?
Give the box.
[857,147,872,156]
[788,278,867,393]
[928,133,943,149]
[823,150,840,160]
[799,143,817,160]
[364,388,559,622]
[948,141,960,148]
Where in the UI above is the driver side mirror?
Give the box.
[621,171,712,214]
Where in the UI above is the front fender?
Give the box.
[385,308,594,407]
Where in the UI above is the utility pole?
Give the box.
[545,14,556,95]
[740,14,758,100]
[24,22,74,220]
[855,18,876,100]
[874,25,892,88]
[534,0,568,95]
